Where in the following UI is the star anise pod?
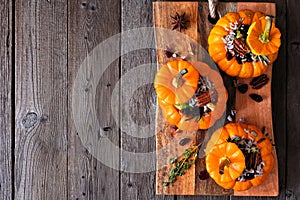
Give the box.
[170,12,189,32]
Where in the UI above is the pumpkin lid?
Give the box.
[154,60,199,105]
[246,16,281,56]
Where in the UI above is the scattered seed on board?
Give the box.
[244,128,250,133]
[179,138,191,146]
[227,115,233,122]
[250,130,258,136]
[249,93,263,103]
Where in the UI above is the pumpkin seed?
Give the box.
[179,138,191,146]
[237,84,248,94]
[249,93,263,102]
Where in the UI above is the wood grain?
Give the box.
[0,0,294,199]
[68,0,120,199]
[0,1,12,199]
[153,2,202,196]
[15,0,68,199]
[287,0,300,199]
[120,0,174,199]
[234,3,278,197]
[154,1,279,197]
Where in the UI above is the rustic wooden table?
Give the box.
[0,0,299,199]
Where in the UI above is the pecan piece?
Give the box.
[237,84,248,94]
[233,38,251,56]
[250,74,269,89]
[194,90,217,107]
[253,152,262,170]
[194,92,211,107]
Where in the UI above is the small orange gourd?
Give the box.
[206,122,274,191]
[208,9,281,78]
[154,60,199,105]
[156,61,227,130]
[206,142,246,189]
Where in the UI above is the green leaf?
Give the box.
[163,143,201,185]
[170,168,176,176]
[170,156,178,164]
[184,163,191,170]
[184,149,193,158]
[174,103,190,110]
[163,182,169,187]
[232,136,240,142]
[170,177,176,183]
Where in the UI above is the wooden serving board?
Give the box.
[153,2,279,196]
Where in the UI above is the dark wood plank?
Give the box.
[120,0,174,199]
[14,0,68,199]
[67,0,121,199]
[287,0,300,199]
[0,1,12,199]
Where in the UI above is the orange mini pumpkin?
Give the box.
[206,122,274,191]
[208,9,281,78]
[156,61,227,130]
[154,60,199,105]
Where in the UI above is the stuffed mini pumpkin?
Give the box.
[155,60,227,131]
[206,122,274,191]
[208,9,281,78]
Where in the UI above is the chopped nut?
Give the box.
[250,74,269,89]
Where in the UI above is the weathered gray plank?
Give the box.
[68,0,120,199]
[14,0,68,199]
[287,0,300,199]
[0,1,12,199]
[120,0,174,199]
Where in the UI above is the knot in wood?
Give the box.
[22,112,38,128]
[286,190,296,199]
[40,115,48,123]
[89,3,96,11]
[291,42,300,55]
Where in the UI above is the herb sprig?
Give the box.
[163,144,201,187]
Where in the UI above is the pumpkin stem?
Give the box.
[219,157,231,175]
[259,16,272,43]
[172,68,188,88]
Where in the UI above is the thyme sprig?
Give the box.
[163,144,201,187]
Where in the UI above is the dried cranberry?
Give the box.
[237,84,248,94]
[226,51,233,61]
[165,49,173,58]
[199,169,210,180]
[249,93,263,102]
